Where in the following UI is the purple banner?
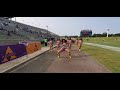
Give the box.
[0,44,27,64]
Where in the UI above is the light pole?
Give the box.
[39,24,41,28]
[107,28,110,37]
[46,25,48,39]
[15,17,16,22]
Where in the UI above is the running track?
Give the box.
[8,45,111,73]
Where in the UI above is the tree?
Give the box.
[115,33,120,36]
[92,33,97,37]
[102,32,107,37]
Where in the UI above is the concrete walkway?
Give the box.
[84,42,120,52]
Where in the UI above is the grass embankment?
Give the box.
[82,44,120,73]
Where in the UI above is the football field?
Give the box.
[83,37,120,73]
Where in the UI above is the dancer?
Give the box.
[78,38,83,51]
[75,38,79,47]
[56,38,61,51]
[47,38,53,52]
[67,37,72,50]
[57,39,71,58]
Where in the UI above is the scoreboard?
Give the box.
[80,30,92,37]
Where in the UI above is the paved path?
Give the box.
[8,45,111,73]
[84,42,120,52]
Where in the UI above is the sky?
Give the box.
[12,17,120,36]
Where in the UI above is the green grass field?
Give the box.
[82,44,120,73]
[83,37,120,47]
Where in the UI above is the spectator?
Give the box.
[7,31,10,36]
[44,38,48,46]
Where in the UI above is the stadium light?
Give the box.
[46,25,48,39]
[107,28,110,37]
[39,24,41,28]
[15,17,16,22]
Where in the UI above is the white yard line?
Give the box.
[84,42,120,52]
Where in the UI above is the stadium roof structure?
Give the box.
[1,17,14,19]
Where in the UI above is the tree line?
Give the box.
[92,32,120,37]
[62,32,120,38]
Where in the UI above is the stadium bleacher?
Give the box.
[0,17,60,45]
